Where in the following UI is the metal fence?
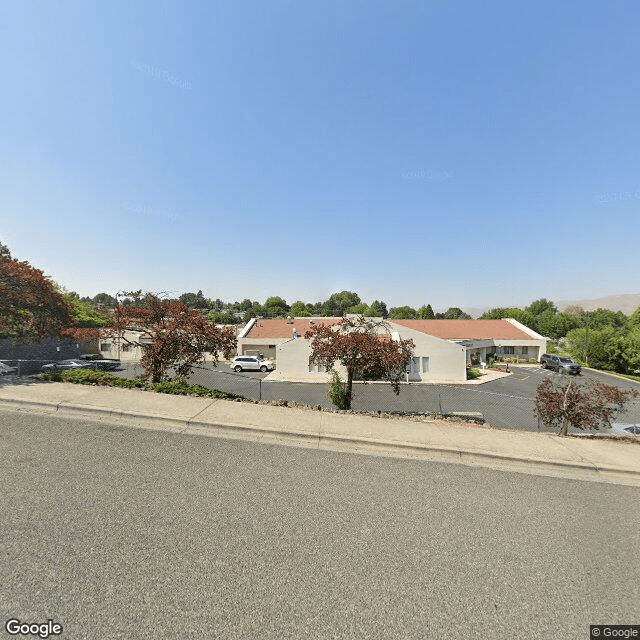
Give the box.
[6,360,640,434]
[186,366,543,431]
[0,359,55,376]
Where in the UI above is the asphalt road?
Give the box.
[116,363,640,432]
[1,408,639,640]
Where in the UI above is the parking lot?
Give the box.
[114,362,640,433]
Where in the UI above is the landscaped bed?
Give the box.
[42,368,241,399]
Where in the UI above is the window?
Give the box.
[503,346,515,355]
[521,346,528,355]
[121,344,131,352]
[421,357,430,373]
[100,343,111,352]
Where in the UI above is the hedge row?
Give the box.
[42,369,240,400]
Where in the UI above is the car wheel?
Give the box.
[260,365,267,372]
[234,365,242,372]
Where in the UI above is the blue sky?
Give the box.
[1,1,639,311]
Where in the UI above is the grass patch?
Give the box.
[42,369,240,399]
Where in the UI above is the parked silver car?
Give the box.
[230,356,275,373]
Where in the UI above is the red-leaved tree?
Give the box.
[102,292,236,383]
[305,315,414,410]
[534,377,639,436]
[0,254,98,343]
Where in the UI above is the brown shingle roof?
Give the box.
[391,319,533,340]
[245,318,344,339]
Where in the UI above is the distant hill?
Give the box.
[556,294,640,315]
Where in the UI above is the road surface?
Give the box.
[2,407,638,639]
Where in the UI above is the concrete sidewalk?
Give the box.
[0,380,639,486]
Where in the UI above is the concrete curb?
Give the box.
[2,396,639,487]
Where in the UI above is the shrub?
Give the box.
[467,368,482,379]
[44,369,233,397]
[151,377,238,399]
[327,370,351,410]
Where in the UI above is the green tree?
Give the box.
[535,310,581,339]
[365,300,388,318]
[92,292,117,308]
[388,306,417,319]
[321,291,361,316]
[586,308,628,331]
[480,307,537,331]
[443,307,472,319]
[417,304,435,319]
[628,306,640,328]
[621,325,640,372]
[179,290,208,309]
[526,298,557,316]
[64,294,111,328]
[347,303,370,315]
[564,326,623,371]
[207,309,240,324]
[263,296,289,317]
[289,301,312,317]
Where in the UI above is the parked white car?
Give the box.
[0,362,18,375]
[230,356,275,373]
[610,423,640,436]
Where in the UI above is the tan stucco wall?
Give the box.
[276,338,348,380]
[275,327,466,383]
[392,325,467,382]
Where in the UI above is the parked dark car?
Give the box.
[41,359,92,372]
[78,354,121,371]
[78,353,120,371]
[86,359,121,371]
[540,354,581,375]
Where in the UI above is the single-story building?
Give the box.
[98,325,240,363]
[236,317,344,361]
[391,318,547,365]
[237,316,546,383]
